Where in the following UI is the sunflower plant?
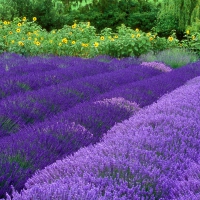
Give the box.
[0,17,182,58]
[181,30,200,56]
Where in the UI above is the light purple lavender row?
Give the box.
[140,61,172,72]
[0,53,27,70]
[0,98,140,198]
[93,61,200,107]
[0,64,161,137]
[0,57,119,100]
[9,76,200,200]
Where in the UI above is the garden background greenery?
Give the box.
[0,0,200,58]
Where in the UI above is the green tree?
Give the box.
[156,0,200,35]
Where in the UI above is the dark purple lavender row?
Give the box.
[0,64,161,137]
[0,98,139,198]
[0,58,120,100]
[53,98,140,142]
[91,55,141,68]
[0,53,119,78]
[93,61,200,107]
[0,53,56,78]
[0,53,27,70]
[8,76,200,200]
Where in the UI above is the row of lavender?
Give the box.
[0,61,161,137]
[0,53,140,78]
[1,56,200,138]
[7,76,200,200]
[0,54,162,198]
[0,54,133,100]
[0,54,200,198]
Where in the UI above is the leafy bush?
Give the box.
[155,13,180,38]
[1,18,170,58]
[140,47,199,68]
[126,12,158,33]
[181,28,200,57]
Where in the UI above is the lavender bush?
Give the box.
[8,76,200,200]
[94,61,200,107]
[0,58,118,100]
[0,98,139,197]
[1,53,200,199]
[140,61,172,72]
[1,60,200,198]
[0,64,161,137]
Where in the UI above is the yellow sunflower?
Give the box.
[62,38,68,44]
[149,37,154,41]
[136,34,140,37]
[36,41,41,46]
[100,36,105,41]
[72,24,77,29]
[168,36,174,42]
[18,41,24,46]
[94,42,99,47]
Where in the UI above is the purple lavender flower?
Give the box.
[0,64,160,137]
[0,57,119,100]
[94,61,200,107]
[0,96,140,198]
[140,61,172,72]
[9,76,200,200]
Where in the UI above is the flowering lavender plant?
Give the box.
[140,61,172,72]
[8,76,200,199]
[0,64,160,137]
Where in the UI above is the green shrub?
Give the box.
[0,18,160,58]
[140,47,199,68]
[155,13,180,38]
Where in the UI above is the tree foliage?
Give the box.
[156,0,200,37]
[63,0,158,33]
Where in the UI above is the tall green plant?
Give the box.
[156,0,200,36]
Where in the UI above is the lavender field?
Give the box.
[0,53,200,199]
